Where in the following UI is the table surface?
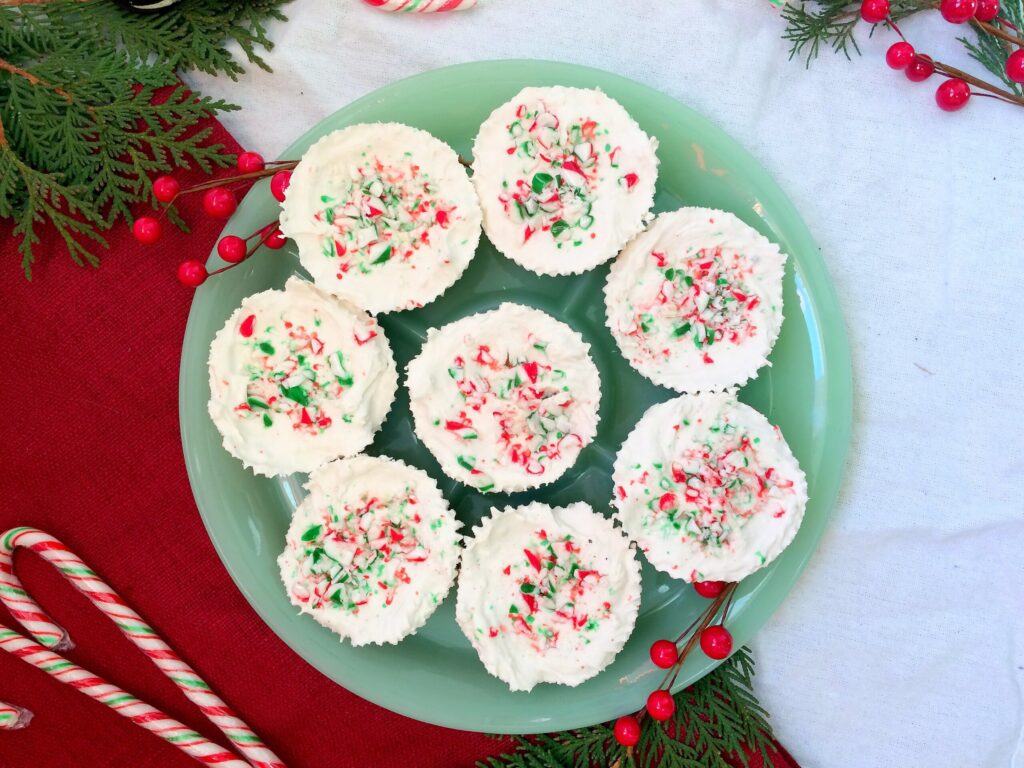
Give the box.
[2,2,1020,767]
[188,2,1023,766]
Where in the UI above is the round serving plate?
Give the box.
[179,59,852,734]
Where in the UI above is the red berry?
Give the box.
[1007,49,1024,83]
[152,175,180,204]
[699,625,733,660]
[613,715,641,746]
[203,187,237,219]
[237,151,265,173]
[885,41,915,70]
[132,216,162,245]
[177,260,208,287]
[261,224,287,250]
[646,690,675,722]
[905,55,935,82]
[217,235,248,263]
[935,78,972,111]
[649,640,679,669]
[940,0,978,23]
[693,580,727,598]
[975,0,999,20]
[860,0,889,23]
[270,170,292,202]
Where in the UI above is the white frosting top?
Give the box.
[207,278,398,477]
[605,208,786,392]
[455,502,641,692]
[278,455,462,646]
[472,86,658,275]
[279,123,482,314]
[406,303,601,493]
[612,393,808,583]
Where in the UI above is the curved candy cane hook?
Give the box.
[0,527,286,768]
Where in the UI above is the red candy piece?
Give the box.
[132,216,162,245]
[237,151,266,173]
[203,187,237,219]
[905,55,935,82]
[177,260,208,288]
[699,625,733,660]
[860,0,889,23]
[270,170,293,202]
[613,715,641,747]
[935,78,971,111]
[940,0,978,22]
[217,235,248,264]
[692,580,727,598]
[885,41,915,70]
[649,639,678,669]
[152,176,180,204]
[646,689,675,721]
[239,314,256,337]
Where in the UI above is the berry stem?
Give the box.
[932,58,1024,105]
[720,586,737,625]
[661,583,738,692]
[971,16,1024,47]
[174,161,298,198]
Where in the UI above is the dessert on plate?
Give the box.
[406,302,601,493]
[278,122,482,314]
[278,455,462,646]
[612,392,808,583]
[207,277,398,477]
[455,501,642,692]
[472,86,658,276]
[605,208,787,393]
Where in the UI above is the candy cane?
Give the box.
[0,701,31,730]
[0,527,285,768]
[362,0,478,12]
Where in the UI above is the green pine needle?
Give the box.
[0,0,291,279]
[480,648,775,768]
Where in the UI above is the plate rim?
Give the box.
[180,58,853,733]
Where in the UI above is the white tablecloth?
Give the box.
[186,3,1024,765]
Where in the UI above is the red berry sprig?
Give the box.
[612,582,739,748]
[859,0,1024,110]
[129,151,300,286]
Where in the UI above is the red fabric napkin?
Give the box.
[0,115,796,768]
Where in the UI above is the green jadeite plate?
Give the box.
[180,60,852,734]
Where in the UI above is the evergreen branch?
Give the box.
[782,0,862,65]
[480,649,773,768]
[1,0,291,277]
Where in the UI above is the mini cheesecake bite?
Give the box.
[612,393,808,583]
[207,277,398,477]
[278,455,462,646]
[406,303,601,493]
[279,123,482,314]
[455,502,642,692]
[605,208,786,392]
[472,86,658,275]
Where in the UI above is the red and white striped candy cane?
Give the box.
[0,527,285,768]
[362,0,478,12]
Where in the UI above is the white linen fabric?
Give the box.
[185,3,1024,765]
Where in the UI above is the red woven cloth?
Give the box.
[0,116,797,768]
